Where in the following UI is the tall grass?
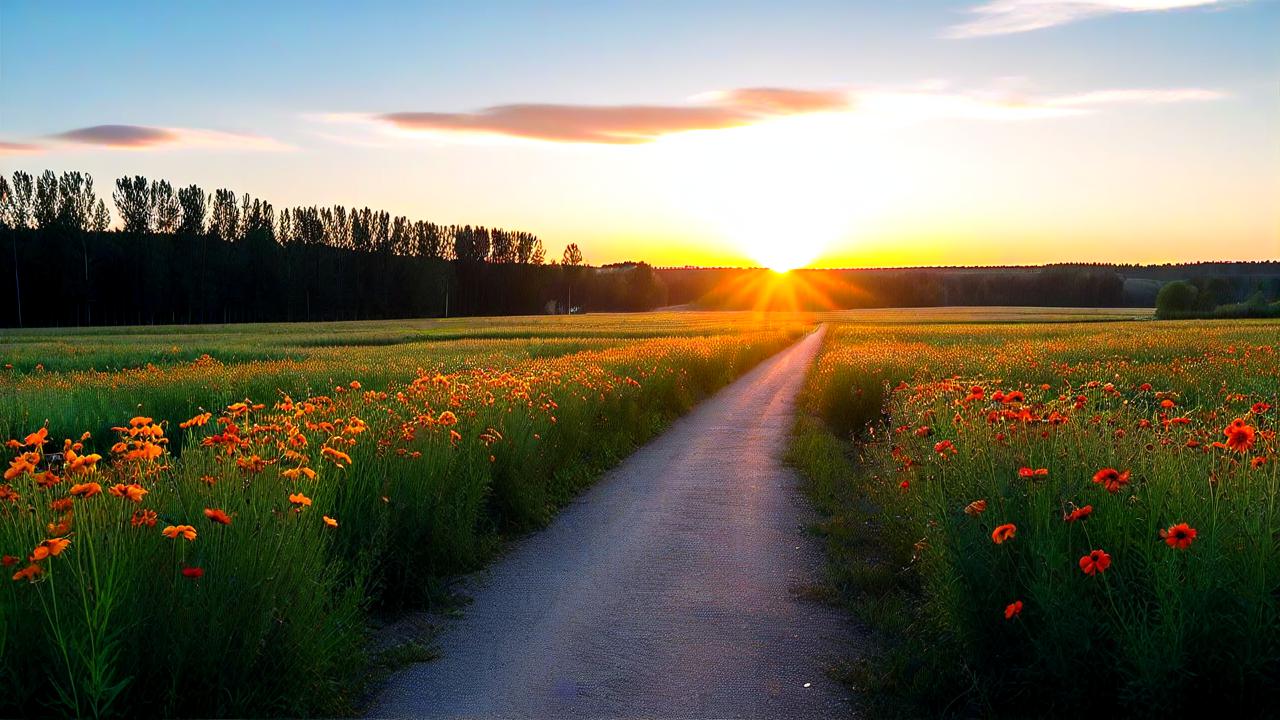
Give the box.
[789,320,1280,716]
[0,325,803,717]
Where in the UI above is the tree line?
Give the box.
[0,170,668,327]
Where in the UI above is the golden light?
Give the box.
[657,110,892,271]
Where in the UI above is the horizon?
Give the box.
[2,1,1278,269]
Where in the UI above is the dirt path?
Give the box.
[368,326,855,719]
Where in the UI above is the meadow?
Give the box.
[0,312,808,717]
[790,319,1280,716]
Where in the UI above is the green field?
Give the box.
[790,317,1280,716]
[3,308,1276,717]
[0,312,808,717]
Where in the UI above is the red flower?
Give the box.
[1064,505,1093,523]
[1092,468,1130,493]
[1018,467,1049,478]
[181,566,204,579]
[991,523,1017,544]
[933,440,957,456]
[1160,522,1197,550]
[1004,600,1023,620]
[1079,549,1111,575]
[1251,401,1271,414]
[1222,419,1256,453]
[203,507,232,526]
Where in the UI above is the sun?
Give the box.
[657,110,885,271]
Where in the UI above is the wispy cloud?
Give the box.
[360,88,852,145]
[858,84,1228,120]
[51,124,290,151]
[0,140,43,155]
[320,83,1225,146]
[946,0,1238,38]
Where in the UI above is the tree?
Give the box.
[177,185,208,237]
[34,170,59,229]
[113,176,154,234]
[151,180,180,233]
[562,243,583,267]
[1155,281,1197,318]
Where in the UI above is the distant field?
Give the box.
[817,306,1154,324]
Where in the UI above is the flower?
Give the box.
[12,564,43,582]
[288,492,312,510]
[321,446,352,467]
[181,566,204,579]
[131,509,158,527]
[323,515,339,528]
[1091,468,1130,494]
[28,538,71,562]
[1004,600,1023,620]
[203,508,232,525]
[991,523,1017,544]
[1222,419,1256,453]
[162,525,197,541]
[933,440,957,456]
[1018,467,1049,479]
[1079,549,1111,575]
[963,499,987,516]
[1064,505,1093,523]
[1160,522,1197,550]
[23,427,49,447]
[1251,401,1271,414]
[68,482,102,498]
[179,412,212,429]
[0,555,17,567]
[108,483,148,503]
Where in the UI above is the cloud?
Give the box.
[859,84,1227,121]
[0,140,43,155]
[50,124,289,151]
[946,0,1237,38]
[370,87,853,145]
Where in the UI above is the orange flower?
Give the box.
[1160,522,1197,550]
[203,508,232,526]
[288,492,312,510]
[108,483,148,503]
[131,509,158,527]
[1017,467,1049,479]
[1222,419,1256,453]
[1091,468,1130,494]
[12,564,43,582]
[162,524,197,541]
[1252,456,1268,469]
[1079,549,1111,575]
[321,446,352,467]
[23,427,49,447]
[69,482,102,498]
[963,499,988,516]
[1004,600,1023,620]
[29,538,70,562]
[179,412,212,429]
[1064,505,1093,523]
[437,411,458,427]
[991,523,1017,544]
[323,515,339,528]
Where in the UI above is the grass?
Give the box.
[789,318,1280,716]
[0,312,811,718]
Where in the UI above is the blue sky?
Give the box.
[1,0,1276,267]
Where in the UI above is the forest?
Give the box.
[2,169,1277,328]
[0,170,666,327]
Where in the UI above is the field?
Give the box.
[3,309,1277,718]
[790,318,1280,716]
[0,312,808,717]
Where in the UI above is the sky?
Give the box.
[1,0,1277,269]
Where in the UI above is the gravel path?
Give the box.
[368,326,856,719]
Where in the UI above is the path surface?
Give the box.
[369,326,855,719]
